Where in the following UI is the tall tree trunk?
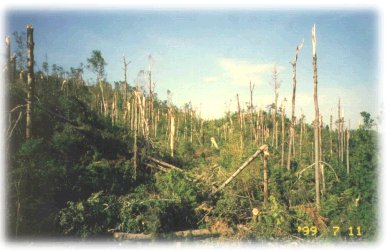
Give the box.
[319,114,323,162]
[170,111,175,157]
[330,111,333,157]
[99,80,107,116]
[237,94,243,150]
[281,98,286,168]
[272,66,280,149]
[319,114,325,194]
[263,147,269,205]
[122,56,129,123]
[249,82,257,145]
[346,122,350,175]
[133,89,138,179]
[341,110,345,163]
[287,41,303,171]
[337,98,341,163]
[26,25,34,140]
[299,109,304,159]
[5,36,11,82]
[312,24,320,209]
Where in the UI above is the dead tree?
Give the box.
[329,110,333,157]
[319,114,325,194]
[271,66,281,149]
[148,55,155,136]
[319,114,323,162]
[26,25,34,140]
[346,121,350,175]
[249,81,258,145]
[287,40,304,171]
[5,36,11,82]
[337,98,341,162]
[341,109,345,163]
[299,109,305,158]
[281,98,286,168]
[211,145,268,196]
[133,88,139,179]
[263,145,270,205]
[312,24,320,208]
[169,111,175,157]
[122,56,130,123]
[236,93,243,150]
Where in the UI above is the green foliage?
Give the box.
[87,50,107,81]
[155,170,201,207]
[6,47,378,242]
[250,196,291,240]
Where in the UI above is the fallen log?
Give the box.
[113,232,153,240]
[147,156,184,172]
[145,163,168,173]
[113,227,231,240]
[210,145,268,196]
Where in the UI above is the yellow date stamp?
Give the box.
[297,226,362,237]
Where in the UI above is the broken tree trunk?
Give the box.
[263,146,270,205]
[281,98,286,168]
[237,93,243,150]
[122,56,130,123]
[26,25,34,140]
[330,110,333,157]
[337,98,341,162]
[249,81,258,145]
[5,36,11,82]
[299,109,304,159]
[346,122,350,175]
[312,24,320,209]
[147,156,184,172]
[170,111,175,157]
[319,114,325,194]
[133,88,139,179]
[113,227,233,240]
[211,145,268,196]
[287,40,303,171]
[341,110,345,164]
[272,66,280,149]
[210,137,219,150]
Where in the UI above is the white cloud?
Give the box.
[218,57,276,86]
[203,76,219,83]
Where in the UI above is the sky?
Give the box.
[3,9,379,127]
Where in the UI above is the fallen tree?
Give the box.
[113,226,233,240]
[210,145,268,196]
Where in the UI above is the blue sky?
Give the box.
[4,9,379,127]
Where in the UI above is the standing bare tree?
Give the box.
[263,146,270,205]
[249,82,258,145]
[319,114,325,194]
[346,120,350,174]
[330,110,333,157]
[337,98,342,162]
[299,109,305,158]
[26,25,34,140]
[5,36,11,82]
[147,55,155,136]
[281,98,286,168]
[237,93,243,150]
[122,56,130,123]
[287,40,304,171]
[271,66,281,149]
[133,87,139,179]
[312,24,320,209]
